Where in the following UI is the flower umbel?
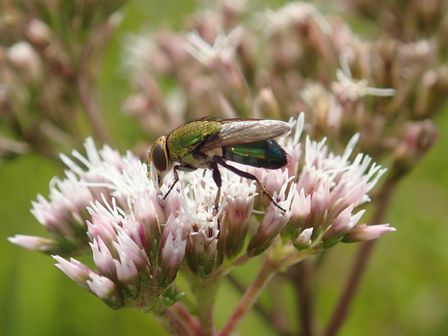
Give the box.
[185,27,244,66]
[9,114,394,313]
[9,138,131,255]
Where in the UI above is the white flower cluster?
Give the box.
[10,114,394,310]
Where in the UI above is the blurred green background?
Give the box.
[1,1,448,335]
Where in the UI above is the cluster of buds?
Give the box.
[10,114,394,310]
[9,138,132,255]
[123,1,442,165]
[0,0,125,160]
[340,0,448,42]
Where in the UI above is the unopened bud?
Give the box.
[301,83,342,134]
[90,238,116,279]
[87,273,123,309]
[108,12,123,29]
[248,203,290,256]
[343,224,396,243]
[8,235,58,254]
[294,228,313,250]
[184,215,220,278]
[415,67,448,118]
[158,216,186,286]
[26,20,51,46]
[254,88,280,119]
[133,192,164,254]
[393,120,437,178]
[322,207,365,248]
[286,189,311,238]
[53,256,91,289]
[220,0,247,29]
[7,42,42,81]
[219,195,254,259]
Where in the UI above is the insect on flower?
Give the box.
[146,118,291,212]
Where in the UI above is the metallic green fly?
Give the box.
[146,118,291,212]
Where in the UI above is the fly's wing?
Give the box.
[201,119,291,151]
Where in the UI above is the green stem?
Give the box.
[194,279,220,336]
[269,275,295,336]
[288,260,316,336]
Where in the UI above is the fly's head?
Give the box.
[146,135,172,187]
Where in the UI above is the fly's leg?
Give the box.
[163,166,180,200]
[214,157,286,214]
[163,165,195,200]
[209,161,222,215]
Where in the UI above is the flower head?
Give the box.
[10,138,133,254]
[185,26,243,66]
[332,68,396,101]
[10,115,394,310]
[259,2,331,36]
[278,114,390,249]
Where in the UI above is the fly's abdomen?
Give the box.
[223,140,287,169]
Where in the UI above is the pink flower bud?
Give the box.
[113,258,139,295]
[158,216,186,286]
[254,88,281,119]
[393,120,437,176]
[90,238,116,279]
[8,235,57,253]
[343,224,396,243]
[288,189,311,233]
[133,192,164,247]
[26,20,51,46]
[179,190,220,277]
[53,256,91,289]
[7,42,42,81]
[219,192,254,258]
[185,217,219,277]
[248,204,290,256]
[113,228,148,271]
[324,206,365,239]
[294,228,313,250]
[257,169,290,196]
[87,273,123,309]
[87,202,121,245]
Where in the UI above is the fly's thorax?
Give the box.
[166,120,222,162]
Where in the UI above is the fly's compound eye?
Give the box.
[152,143,168,172]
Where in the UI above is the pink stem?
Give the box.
[159,309,189,336]
[171,303,203,336]
[219,260,276,336]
